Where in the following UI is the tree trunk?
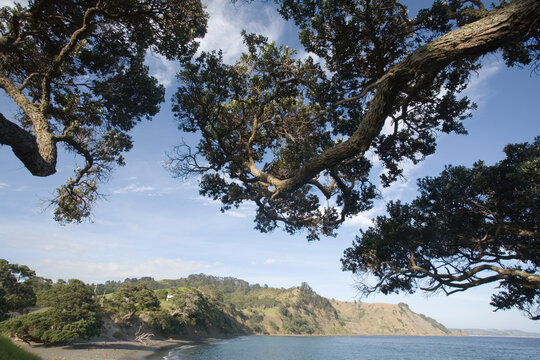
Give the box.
[0,113,57,176]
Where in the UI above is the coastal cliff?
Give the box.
[94,274,461,338]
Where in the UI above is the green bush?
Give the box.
[103,283,160,318]
[0,280,100,344]
[0,260,36,320]
[145,309,180,334]
[281,312,319,335]
[154,289,169,301]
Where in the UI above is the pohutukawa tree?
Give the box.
[0,259,36,320]
[0,0,207,222]
[342,139,540,319]
[170,0,539,240]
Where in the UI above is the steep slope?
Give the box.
[331,301,456,336]
[94,275,459,338]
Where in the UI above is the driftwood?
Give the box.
[120,311,136,322]
[134,324,154,345]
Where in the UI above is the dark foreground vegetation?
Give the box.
[0,335,41,360]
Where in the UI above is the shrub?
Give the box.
[112,330,125,340]
[104,283,160,318]
[0,280,100,344]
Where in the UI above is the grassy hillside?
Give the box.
[95,275,457,338]
[0,336,42,360]
[2,274,458,344]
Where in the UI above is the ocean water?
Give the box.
[150,335,540,360]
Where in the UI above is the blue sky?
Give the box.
[1,0,539,332]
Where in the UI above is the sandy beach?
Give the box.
[12,337,197,360]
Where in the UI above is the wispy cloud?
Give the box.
[0,182,9,189]
[463,60,503,106]
[198,0,287,63]
[4,234,92,255]
[226,210,250,218]
[344,158,419,230]
[145,51,179,87]
[147,185,194,197]
[32,258,221,283]
[0,0,27,7]
[263,258,277,265]
[113,184,156,194]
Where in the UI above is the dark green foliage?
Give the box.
[0,0,207,222]
[280,311,320,335]
[94,274,254,295]
[0,279,100,344]
[0,259,36,320]
[165,286,243,335]
[103,283,160,318]
[269,320,279,332]
[171,32,356,241]
[342,138,540,319]
[297,282,337,319]
[145,309,183,334]
[171,0,539,241]
[154,289,169,301]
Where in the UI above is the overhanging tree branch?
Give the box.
[273,0,539,194]
[342,138,540,319]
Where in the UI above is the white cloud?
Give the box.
[95,219,114,226]
[263,258,277,265]
[145,51,179,87]
[113,184,156,194]
[5,236,91,255]
[0,182,9,189]
[32,258,220,283]
[463,60,503,106]
[1,230,94,255]
[198,0,287,63]
[344,212,375,230]
[344,159,419,230]
[194,195,255,218]
[0,0,27,7]
[226,210,249,218]
[147,185,193,197]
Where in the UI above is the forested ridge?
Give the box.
[1,262,458,344]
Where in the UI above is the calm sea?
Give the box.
[149,335,540,360]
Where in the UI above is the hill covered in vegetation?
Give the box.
[92,274,459,338]
[1,265,460,344]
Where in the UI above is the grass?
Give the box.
[0,335,42,360]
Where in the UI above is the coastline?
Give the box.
[12,337,206,360]
[11,333,539,359]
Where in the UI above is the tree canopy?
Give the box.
[0,279,101,344]
[103,282,160,319]
[342,138,540,319]
[0,0,207,222]
[170,0,539,240]
[0,259,36,319]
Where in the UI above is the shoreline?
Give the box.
[12,337,211,360]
